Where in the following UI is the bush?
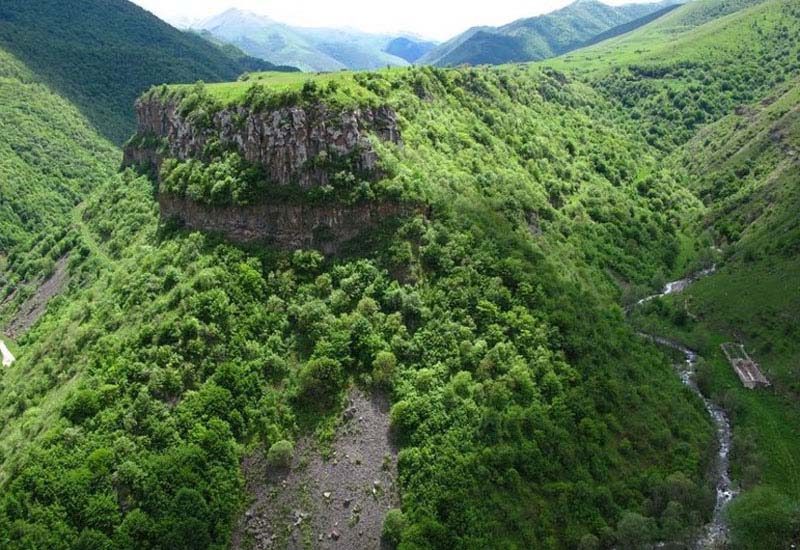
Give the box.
[63,388,101,424]
[266,440,294,469]
[578,533,600,550]
[727,486,800,549]
[297,357,344,407]
[382,508,407,547]
[615,512,657,549]
[372,351,397,388]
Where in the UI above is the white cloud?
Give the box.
[131,0,658,41]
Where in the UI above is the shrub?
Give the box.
[372,351,397,388]
[615,512,657,549]
[266,440,294,469]
[297,357,344,407]
[382,508,407,547]
[578,534,600,550]
[727,487,800,549]
[63,388,102,424]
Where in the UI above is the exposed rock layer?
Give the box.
[160,194,415,255]
[125,97,412,253]
[125,98,403,188]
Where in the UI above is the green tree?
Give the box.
[266,440,294,469]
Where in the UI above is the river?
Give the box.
[0,338,15,367]
[634,267,736,548]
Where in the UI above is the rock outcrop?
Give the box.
[125,98,403,189]
[124,95,413,254]
[159,194,415,255]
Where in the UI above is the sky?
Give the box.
[130,0,657,41]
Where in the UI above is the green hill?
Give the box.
[0,0,799,548]
[632,74,800,549]
[0,53,718,550]
[0,48,117,254]
[554,0,800,545]
[384,37,438,63]
[418,0,679,67]
[0,0,287,144]
[550,0,798,149]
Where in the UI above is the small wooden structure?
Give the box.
[721,343,770,389]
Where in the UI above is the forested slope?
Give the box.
[549,0,800,546]
[0,53,718,550]
[0,47,117,272]
[633,77,800,548]
[550,0,798,149]
[0,0,798,548]
[0,0,284,143]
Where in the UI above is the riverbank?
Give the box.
[633,268,735,547]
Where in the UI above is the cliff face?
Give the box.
[125,98,402,188]
[160,194,415,255]
[124,96,412,254]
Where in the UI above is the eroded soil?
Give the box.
[231,389,399,550]
[3,256,69,339]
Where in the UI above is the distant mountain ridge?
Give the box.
[419,0,681,66]
[192,9,438,72]
[384,37,438,63]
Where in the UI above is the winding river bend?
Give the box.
[634,267,736,548]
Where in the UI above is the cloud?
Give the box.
[131,0,657,41]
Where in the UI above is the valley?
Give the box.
[636,268,736,548]
[0,0,798,549]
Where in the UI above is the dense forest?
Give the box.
[0,0,799,549]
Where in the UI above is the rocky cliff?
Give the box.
[124,95,413,253]
[160,194,415,255]
[125,98,402,188]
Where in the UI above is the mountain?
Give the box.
[545,0,800,546]
[384,37,438,63]
[193,8,419,72]
[0,49,118,254]
[1,0,800,549]
[0,0,289,144]
[419,0,680,66]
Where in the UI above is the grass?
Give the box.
[546,0,781,75]
[160,68,410,107]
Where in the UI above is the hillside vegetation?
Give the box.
[0,51,721,550]
[632,76,800,548]
[0,0,799,548]
[554,0,800,546]
[419,0,677,67]
[550,0,797,149]
[0,48,117,261]
[0,0,286,143]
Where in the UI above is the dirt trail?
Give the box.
[0,338,14,366]
[231,389,399,550]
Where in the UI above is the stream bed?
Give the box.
[635,268,736,548]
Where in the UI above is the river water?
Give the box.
[635,267,736,548]
[0,338,15,367]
